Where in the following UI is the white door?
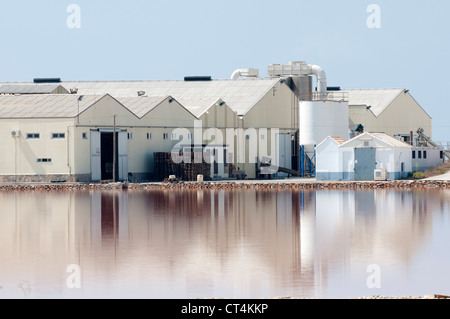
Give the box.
[276,133,292,178]
[118,131,128,181]
[90,130,101,182]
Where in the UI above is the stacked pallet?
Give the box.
[154,152,211,182]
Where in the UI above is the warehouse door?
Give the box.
[118,132,128,181]
[90,130,128,182]
[275,133,292,178]
[91,131,101,182]
[354,148,376,181]
[100,132,118,181]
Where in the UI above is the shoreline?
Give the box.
[0,179,450,191]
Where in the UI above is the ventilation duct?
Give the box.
[268,61,327,98]
[230,68,259,80]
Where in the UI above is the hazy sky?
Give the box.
[1,0,449,140]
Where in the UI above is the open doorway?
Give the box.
[91,130,128,182]
[100,132,118,181]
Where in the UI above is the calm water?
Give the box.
[0,188,449,299]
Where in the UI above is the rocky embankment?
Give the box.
[0,179,450,191]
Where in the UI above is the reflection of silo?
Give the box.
[288,76,313,101]
[299,100,349,149]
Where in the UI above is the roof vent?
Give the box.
[33,78,61,84]
[137,91,146,96]
[184,76,212,82]
[70,88,79,94]
[327,87,341,91]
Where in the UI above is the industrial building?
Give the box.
[316,133,413,181]
[345,88,433,140]
[0,61,440,182]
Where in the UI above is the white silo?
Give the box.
[299,100,349,148]
[267,60,350,176]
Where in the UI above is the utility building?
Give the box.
[316,133,413,181]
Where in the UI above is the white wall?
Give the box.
[0,118,75,176]
[412,148,444,172]
[316,138,341,177]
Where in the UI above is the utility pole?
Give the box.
[113,115,116,182]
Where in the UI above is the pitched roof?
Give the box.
[330,136,346,145]
[369,132,413,148]
[0,94,105,118]
[342,88,404,117]
[339,132,412,148]
[0,84,68,94]
[59,78,280,116]
[114,96,170,119]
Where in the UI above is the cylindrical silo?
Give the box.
[299,100,349,147]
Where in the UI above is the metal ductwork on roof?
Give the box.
[230,68,259,80]
[268,61,327,98]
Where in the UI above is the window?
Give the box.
[163,133,169,140]
[51,133,65,139]
[424,151,427,159]
[37,158,52,163]
[412,151,416,159]
[171,133,178,140]
[187,133,193,140]
[261,134,266,140]
[246,135,250,140]
[418,151,422,159]
[401,162,405,172]
[147,133,152,140]
[441,151,444,159]
[82,133,88,140]
[127,132,133,140]
[26,133,40,139]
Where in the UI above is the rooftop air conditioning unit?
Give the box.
[374,168,388,181]
[11,130,20,138]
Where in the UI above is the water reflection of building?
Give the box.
[0,189,448,299]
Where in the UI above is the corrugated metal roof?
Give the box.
[342,88,404,117]
[59,78,279,115]
[114,96,170,118]
[340,132,412,148]
[369,132,412,148]
[176,97,224,117]
[0,84,67,94]
[330,136,346,145]
[0,94,105,118]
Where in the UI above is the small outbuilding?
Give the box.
[316,132,412,181]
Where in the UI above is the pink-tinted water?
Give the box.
[0,189,449,299]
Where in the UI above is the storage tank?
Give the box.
[299,100,349,147]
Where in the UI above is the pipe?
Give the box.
[230,68,259,80]
[267,61,327,98]
[308,64,327,95]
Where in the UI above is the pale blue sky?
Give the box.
[1,0,449,140]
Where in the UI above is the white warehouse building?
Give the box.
[0,61,438,183]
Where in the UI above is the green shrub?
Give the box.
[413,171,425,179]
[412,171,426,179]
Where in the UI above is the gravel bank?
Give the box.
[1,179,450,192]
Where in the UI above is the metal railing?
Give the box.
[298,91,349,102]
